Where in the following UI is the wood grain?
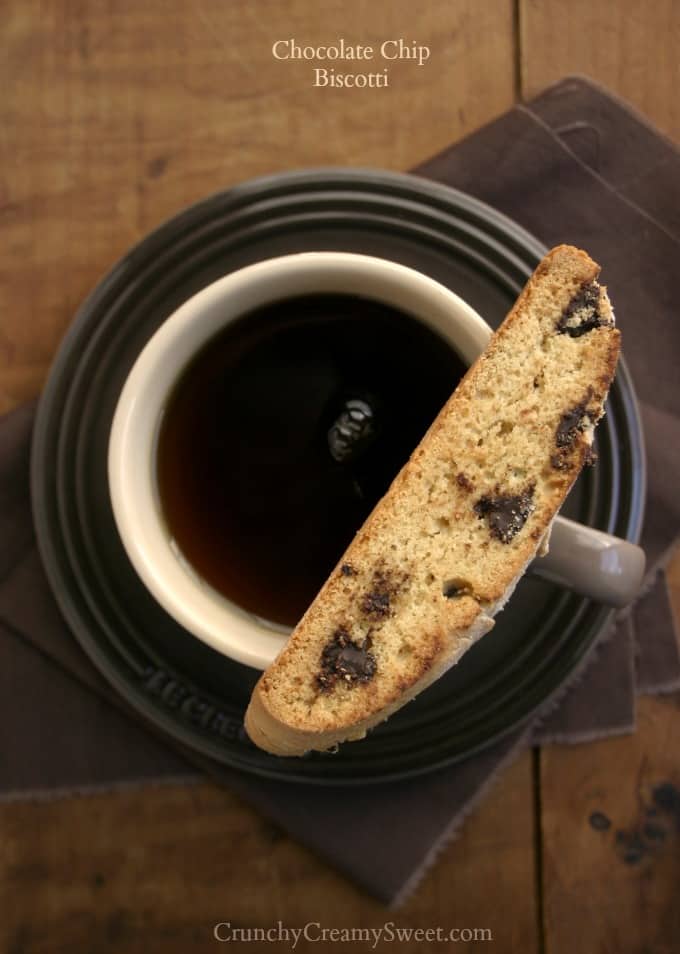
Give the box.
[0,753,538,954]
[0,0,515,415]
[520,3,680,951]
[540,694,680,954]
[538,560,680,953]
[519,0,680,954]
[520,0,680,142]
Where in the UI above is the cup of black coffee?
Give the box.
[108,253,644,669]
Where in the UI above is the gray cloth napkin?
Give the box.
[2,77,680,905]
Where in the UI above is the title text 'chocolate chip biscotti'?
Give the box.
[245,245,621,756]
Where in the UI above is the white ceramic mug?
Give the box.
[108,252,645,670]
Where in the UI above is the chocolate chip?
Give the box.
[316,627,377,692]
[615,829,647,865]
[361,588,391,618]
[557,281,604,337]
[340,563,356,577]
[474,486,535,543]
[652,782,680,828]
[589,811,612,832]
[556,396,592,447]
[442,578,473,599]
[550,453,569,471]
[456,472,474,493]
[552,392,598,471]
[642,821,667,842]
[584,446,598,467]
[623,842,646,865]
[360,568,403,619]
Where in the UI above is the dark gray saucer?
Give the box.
[31,169,645,784]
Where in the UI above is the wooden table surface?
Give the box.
[2,2,679,951]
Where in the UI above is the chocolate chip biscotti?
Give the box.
[245,245,620,756]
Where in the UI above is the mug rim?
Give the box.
[107,251,492,670]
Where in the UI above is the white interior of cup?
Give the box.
[108,252,492,670]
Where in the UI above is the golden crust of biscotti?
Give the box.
[244,245,621,756]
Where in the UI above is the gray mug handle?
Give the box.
[530,516,646,608]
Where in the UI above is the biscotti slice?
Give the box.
[245,245,620,756]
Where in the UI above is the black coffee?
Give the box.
[156,293,467,628]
